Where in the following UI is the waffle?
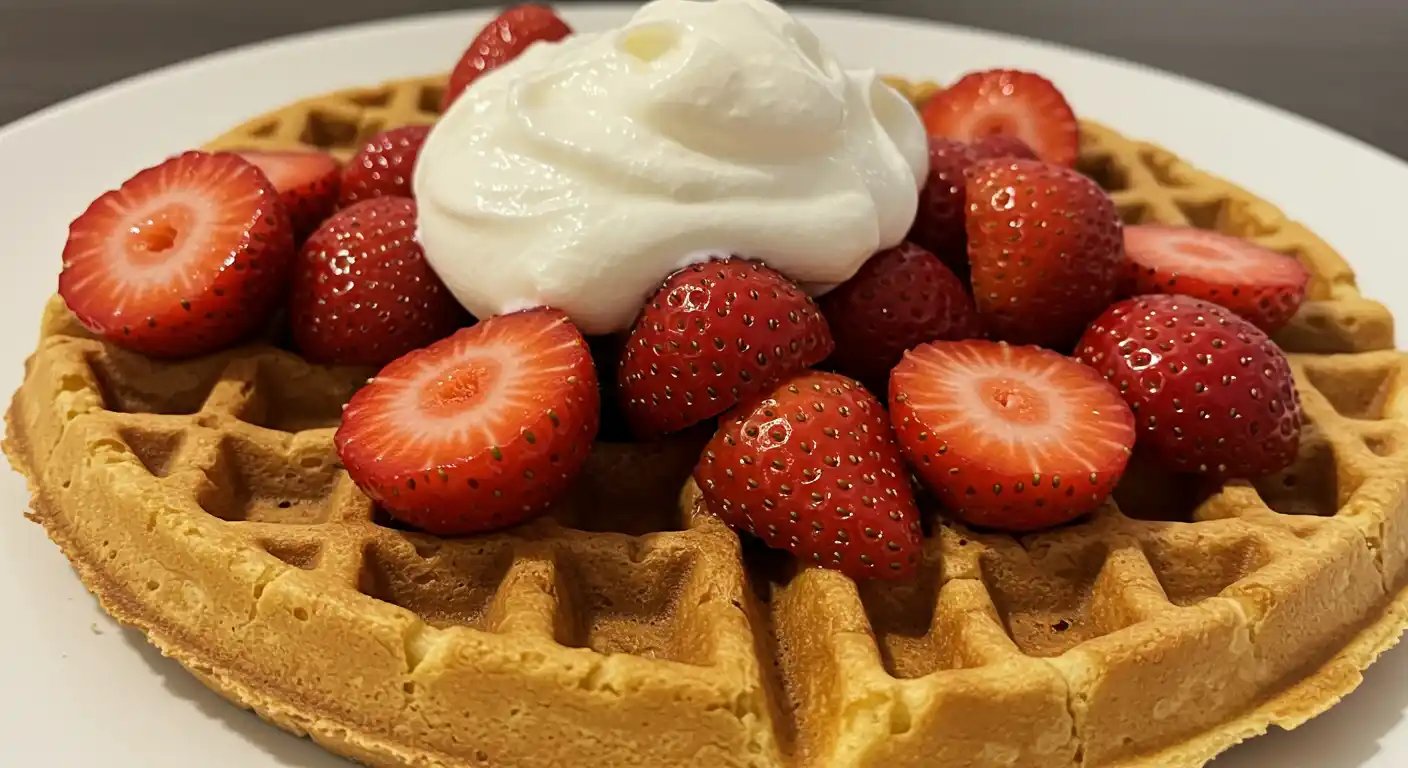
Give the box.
[8,74,1408,768]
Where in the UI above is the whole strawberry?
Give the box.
[921,69,1079,167]
[442,4,572,112]
[971,134,1040,161]
[290,196,470,366]
[907,137,980,275]
[59,151,294,358]
[336,309,599,535]
[819,241,980,387]
[338,125,431,208]
[618,258,833,437]
[237,150,341,240]
[695,371,922,580]
[890,339,1135,531]
[966,158,1124,349]
[1122,225,1310,334]
[1075,294,1302,481]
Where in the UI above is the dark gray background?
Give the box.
[1,0,1405,159]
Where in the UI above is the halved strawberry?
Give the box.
[290,196,470,366]
[890,339,1135,532]
[820,241,981,387]
[965,158,1124,349]
[695,370,922,580]
[921,69,1079,167]
[1122,225,1311,334]
[338,125,431,208]
[618,258,833,437]
[441,4,573,112]
[336,309,599,535]
[236,150,340,240]
[58,151,294,358]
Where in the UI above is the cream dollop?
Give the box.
[414,0,929,335]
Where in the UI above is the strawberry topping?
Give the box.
[236,150,340,240]
[442,4,573,112]
[338,125,431,208]
[336,309,599,535]
[890,339,1135,531]
[921,69,1079,167]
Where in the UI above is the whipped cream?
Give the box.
[414,0,929,335]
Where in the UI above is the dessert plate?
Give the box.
[1,4,1406,767]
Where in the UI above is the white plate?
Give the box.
[2,4,1405,766]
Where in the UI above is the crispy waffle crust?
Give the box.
[7,75,1408,768]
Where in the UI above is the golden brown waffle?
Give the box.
[8,74,1408,768]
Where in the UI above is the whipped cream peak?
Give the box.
[414,0,929,335]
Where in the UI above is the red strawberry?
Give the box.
[441,4,573,112]
[695,370,922,580]
[819,241,981,386]
[890,339,1135,532]
[336,309,599,535]
[1074,294,1302,481]
[921,69,1079,167]
[907,137,980,275]
[290,197,470,366]
[971,134,1039,161]
[619,259,834,437]
[965,158,1124,349]
[58,151,294,358]
[236,150,340,240]
[1122,225,1310,334]
[338,125,431,208]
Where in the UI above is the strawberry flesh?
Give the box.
[820,241,981,388]
[695,370,922,580]
[965,158,1125,349]
[619,258,833,437]
[58,151,294,358]
[236,150,340,240]
[890,339,1135,531]
[442,4,573,112]
[1123,225,1310,334]
[290,196,470,366]
[1075,294,1302,482]
[921,69,1079,167]
[338,125,431,208]
[336,309,600,535]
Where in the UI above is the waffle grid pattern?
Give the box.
[7,75,1408,768]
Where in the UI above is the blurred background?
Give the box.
[0,0,1404,158]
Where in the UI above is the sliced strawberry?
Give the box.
[921,69,1079,167]
[441,4,573,112]
[1122,225,1310,334]
[290,196,470,366]
[1075,294,1302,481]
[695,370,922,580]
[619,258,833,437]
[236,150,340,240]
[336,309,599,535]
[907,137,980,275]
[890,339,1135,532]
[820,241,981,387]
[338,125,431,208]
[58,151,294,358]
[971,134,1039,161]
[965,158,1124,349]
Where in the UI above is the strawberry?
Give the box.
[441,4,573,112]
[618,258,833,437]
[921,69,1079,167]
[290,196,470,366]
[1074,294,1302,482]
[819,241,981,387]
[58,151,293,358]
[338,125,431,208]
[695,370,922,580]
[971,134,1039,161]
[890,339,1135,532]
[965,158,1124,349]
[336,309,599,535]
[1122,225,1310,334]
[236,150,340,240]
[907,137,980,275]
